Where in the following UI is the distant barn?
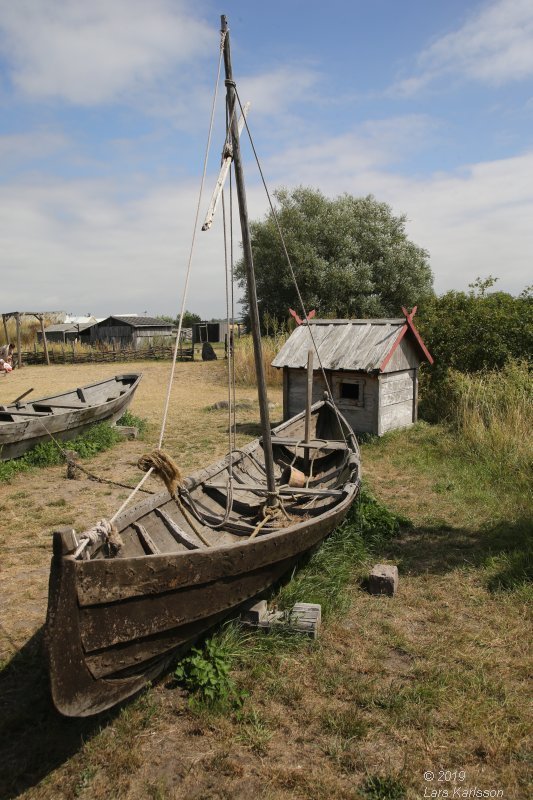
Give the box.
[272,309,433,436]
[90,316,173,348]
[37,320,97,344]
[192,321,244,346]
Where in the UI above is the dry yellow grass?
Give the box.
[233,334,287,387]
[0,360,282,660]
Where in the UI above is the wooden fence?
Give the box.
[20,344,194,366]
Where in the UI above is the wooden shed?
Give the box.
[90,316,173,348]
[37,321,97,344]
[272,308,433,436]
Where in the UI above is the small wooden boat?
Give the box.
[45,16,361,717]
[0,374,142,460]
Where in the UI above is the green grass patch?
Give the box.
[0,421,123,482]
[275,486,409,618]
[360,775,406,800]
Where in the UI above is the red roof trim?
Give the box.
[379,307,433,372]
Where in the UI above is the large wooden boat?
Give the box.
[47,400,359,716]
[0,374,142,460]
[45,16,361,717]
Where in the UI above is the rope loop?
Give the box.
[138,449,183,497]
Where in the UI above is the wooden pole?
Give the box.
[221,15,277,505]
[2,314,8,345]
[39,316,50,366]
[15,313,22,369]
[304,349,314,474]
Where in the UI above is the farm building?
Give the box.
[192,321,244,346]
[90,316,174,348]
[37,320,98,344]
[272,309,433,436]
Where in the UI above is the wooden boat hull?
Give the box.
[0,374,142,460]
[46,401,360,716]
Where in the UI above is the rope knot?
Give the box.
[138,449,183,497]
[75,518,123,558]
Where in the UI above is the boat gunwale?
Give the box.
[0,373,142,418]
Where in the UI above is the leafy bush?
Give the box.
[418,280,532,422]
[173,637,245,710]
[117,410,147,436]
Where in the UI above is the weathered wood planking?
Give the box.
[0,373,142,460]
[47,399,360,717]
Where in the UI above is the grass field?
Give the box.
[0,360,530,800]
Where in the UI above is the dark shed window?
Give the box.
[338,379,364,407]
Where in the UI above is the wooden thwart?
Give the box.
[270,437,348,451]
[132,522,161,555]
[153,507,205,550]
[206,482,343,497]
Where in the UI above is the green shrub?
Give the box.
[173,637,245,710]
[117,410,147,436]
[0,421,123,482]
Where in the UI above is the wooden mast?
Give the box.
[221,15,277,504]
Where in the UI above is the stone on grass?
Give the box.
[368,564,399,597]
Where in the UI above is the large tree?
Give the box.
[236,187,434,323]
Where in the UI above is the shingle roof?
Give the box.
[100,316,173,328]
[271,318,422,372]
[43,322,96,334]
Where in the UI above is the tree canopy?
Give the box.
[158,310,202,328]
[236,187,434,324]
[417,279,533,376]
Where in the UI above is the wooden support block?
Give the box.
[239,600,322,638]
[288,602,321,639]
[368,564,399,597]
[113,425,138,440]
[239,599,268,624]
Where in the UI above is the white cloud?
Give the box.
[0,129,69,162]
[0,0,214,105]
[255,131,533,297]
[0,174,229,316]
[237,65,319,116]
[2,138,530,318]
[395,0,533,94]
[266,115,438,182]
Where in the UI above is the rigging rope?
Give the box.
[233,86,351,447]
[109,29,227,526]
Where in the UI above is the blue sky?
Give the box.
[1,0,531,318]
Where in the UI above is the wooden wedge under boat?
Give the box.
[0,374,142,460]
[46,399,360,716]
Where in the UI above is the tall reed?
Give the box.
[445,361,532,494]
[232,333,288,387]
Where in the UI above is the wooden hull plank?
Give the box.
[84,556,296,678]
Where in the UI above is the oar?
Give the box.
[11,388,34,405]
